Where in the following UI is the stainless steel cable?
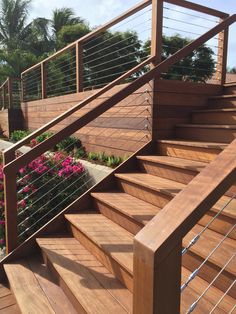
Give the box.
[186,252,236,314]
[182,224,236,293]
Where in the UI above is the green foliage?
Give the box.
[10,130,30,142]
[106,155,123,168]
[57,23,90,48]
[143,34,215,83]
[83,30,142,88]
[87,151,123,168]
[56,136,82,153]
[35,132,53,143]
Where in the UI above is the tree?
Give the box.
[0,0,31,51]
[143,35,215,83]
[51,8,84,49]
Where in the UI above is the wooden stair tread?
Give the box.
[157,139,227,149]
[181,268,236,313]
[176,123,236,129]
[0,284,20,313]
[91,191,160,225]
[183,225,236,275]
[4,260,55,313]
[115,172,185,196]
[27,256,77,314]
[37,236,132,313]
[137,155,207,172]
[65,214,134,274]
[214,196,236,219]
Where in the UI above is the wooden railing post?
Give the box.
[133,239,182,313]
[151,0,163,141]
[3,151,18,254]
[76,42,83,92]
[216,16,229,85]
[41,62,47,99]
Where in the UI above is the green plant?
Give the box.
[87,152,98,161]
[106,155,123,168]
[36,132,54,143]
[56,136,81,153]
[74,146,86,158]
[97,152,108,163]
[10,130,31,143]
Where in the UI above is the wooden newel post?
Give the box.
[41,62,47,99]
[151,0,163,141]
[216,16,229,85]
[133,239,182,314]
[76,42,84,93]
[3,151,18,254]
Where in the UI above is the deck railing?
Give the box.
[133,138,236,313]
[0,78,21,109]
[20,0,230,103]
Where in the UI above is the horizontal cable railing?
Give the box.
[21,0,152,101]
[20,0,230,104]
[0,78,21,109]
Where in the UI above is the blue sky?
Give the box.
[29,0,235,68]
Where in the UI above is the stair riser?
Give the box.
[93,200,142,235]
[183,252,236,299]
[175,127,236,143]
[192,112,236,125]
[138,160,196,185]
[67,223,133,292]
[208,98,236,109]
[117,179,172,208]
[198,213,236,240]
[157,142,221,163]
[223,86,236,95]
[41,251,87,314]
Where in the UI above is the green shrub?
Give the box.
[56,136,81,153]
[36,132,54,143]
[74,147,86,158]
[10,130,31,143]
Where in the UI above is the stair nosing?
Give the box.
[115,172,185,197]
[157,139,227,149]
[192,108,236,113]
[137,155,207,172]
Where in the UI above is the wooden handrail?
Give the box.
[165,0,228,18]
[21,0,151,76]
[133,139,236,313]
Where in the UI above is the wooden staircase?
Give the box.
[1,83,235,313]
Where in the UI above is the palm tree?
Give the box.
[0,0,31,51]
[51,8,84,49]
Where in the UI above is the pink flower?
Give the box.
[23,186,30,193]
[30,139,38,147]
[0,220,5,225]
[0,239,4,245]
[0,183,4,190]
[18,200,26,208]
[19,167,26,175]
